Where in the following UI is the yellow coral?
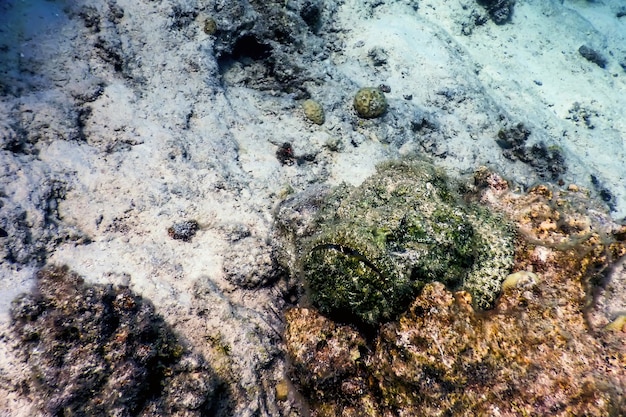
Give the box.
[302,99,325,125]
[605,315,626,332]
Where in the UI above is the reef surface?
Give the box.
[1,0,625,415]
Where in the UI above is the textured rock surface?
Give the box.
[1,0,626,415]
[477,0,516,24]
[283,171,626,416]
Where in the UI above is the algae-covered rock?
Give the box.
[275,160,515,326]
[10,265,223,416]
[284,308,379,416]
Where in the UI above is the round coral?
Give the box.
[353,87,387,119]
[302,99,325,125]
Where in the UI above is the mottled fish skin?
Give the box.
[276,159,515,326]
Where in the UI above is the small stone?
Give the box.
[368,47,388,66]
[578,45,607,69]
[502,270,540,291]
[478,0,515,25]
[323,137,343,152]
[353,87,387,119]
[203,17,217,35]
[275,379,289,401]
[302,99,325,125]
[276,142,295,165]
[167,220,199,241]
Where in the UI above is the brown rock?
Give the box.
[284,308,379,416]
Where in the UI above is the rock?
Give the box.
[476,0,515,25]
[284,308,378,416]
[579,44,608,69]
[167,220,199,242]
[222,237,282,288]
[496,123,566,181]
[9,265,225,416]
[212,0,331,95]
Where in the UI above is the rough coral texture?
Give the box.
[302,99,325,125]
[283,169,626,416]
[213,0,332,95]
[353,87,388,119]
[9,265,227,416]
[284,309,367,403]
[275,160,515,327]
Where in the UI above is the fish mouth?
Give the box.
[309,243,384,277]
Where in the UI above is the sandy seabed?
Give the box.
[1,0,625,415]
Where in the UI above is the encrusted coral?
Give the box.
[353,87,387,119]
[282,168,626,417]
[302,99,325,125]
[275,160,515,326]
[284,308,378,416]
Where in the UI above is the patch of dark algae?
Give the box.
[10,265,231,417]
